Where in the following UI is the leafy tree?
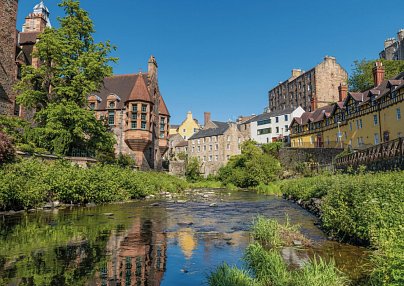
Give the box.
[15,0,117,156]
[185,157,202,182]
[349,59,404,92]
[261,142,283,159]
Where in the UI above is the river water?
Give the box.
[0,190,367,286]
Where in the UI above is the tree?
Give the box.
[15,0,117,156]
[0,131,15,164]
[185,157,202,182]
[349,59,404,92]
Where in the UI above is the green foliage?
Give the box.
[282,172,404,285]
[253,182,282,196]
[348,59,404,92]
[14,0,117,156]
[116,153,136,168]
[218,140,281,188]
[0,158,187,211]
[208,217,348,286]
[261,142,283,158]
[0,131,15,164]
[0,115,29,144]
[177,151,188,161]
[185,156,202,182]
[188,179,222,189]
[206,263,258,286]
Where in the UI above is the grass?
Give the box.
[187,179,223,189]
[253,182,282,196]
[207,217,348,286]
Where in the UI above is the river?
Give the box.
[0,190,367,285]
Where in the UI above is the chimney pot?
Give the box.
[372,61,385,87]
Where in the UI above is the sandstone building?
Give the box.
[188,112,244,176]
[380,29,404,60]
[90,56,170,170]
[169,111,200,139]
[268,56,348,113]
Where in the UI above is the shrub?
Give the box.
[206,263,258,286]
[0,131,15,164]
[185,156,202,182]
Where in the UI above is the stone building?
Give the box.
[268,56,348,113]
[0,0,51,116]
[0,0,19,115]
[90,56,170,170]
[380,29,404,60]
[188,112,245,176]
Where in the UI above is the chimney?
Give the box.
[372,61,385,87]
[148,55,158,79]
[338,83,348,102]
[186,111,192,120]
[291,69,302,78]
[204,112,211,126]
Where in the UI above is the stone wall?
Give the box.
[0,0,18,115]
[169,160,186,176]
[279,147,344,170]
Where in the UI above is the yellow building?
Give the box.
[169,111,200,140]
[290,64,404,150]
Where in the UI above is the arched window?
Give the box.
[108,101,115,109]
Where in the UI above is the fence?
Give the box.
[335,137,404,171]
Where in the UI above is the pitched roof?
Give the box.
[189,121,230,140]
[127,74,152,103]
[244,107,296,124]
[170,124,180,129]
[19,32,40,45]
[92,73,151,110]
[158,95,170,116]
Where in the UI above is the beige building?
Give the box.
[188,112,245,176]
[268,56,348,112]
[380,29,404,60]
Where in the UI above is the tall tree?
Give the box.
[15,0,117,156]
[349,59,404,92]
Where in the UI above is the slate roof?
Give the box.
[244,107,296,124]
[170,124,180,129]
[19,32,40,45]
[159,95,170,116]
[189,121,230,140]
[92,73,150,110]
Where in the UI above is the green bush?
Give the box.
[0,158,187,211]
[206,263,258,286]
[0,131,15,164]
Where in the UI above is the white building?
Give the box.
[244,107,305,144]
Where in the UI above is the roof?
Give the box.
[189,121,230,140]
[158,95,170,116]
[126,74,152,103]
[170,124,180,129]
[19,32,40,45]
[92,73,151,110]
[244,107,296,124]
[175,141,189,148]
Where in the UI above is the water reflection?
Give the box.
[0,191,369,286]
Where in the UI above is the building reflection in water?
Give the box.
[96,217,167,286]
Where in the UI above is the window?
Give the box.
[257,128,271,135]
[227,135,231,141]
[131,121,137,129]
[215,144,218,150]
[209,155,212,162]
[203,145,206,151]
[359,119,363,129]
[160,132,165,138]
[108,111,114,125]
[132,104,138,112]
[203,156,206,162]
[276,127,279,133]
[276,117,279,123]
[192,147,194,153]
[215,155,218,161]
[141,114,147,121]
[349,122,352,131]
[196,146,200,152]
[197,139,200,144]
[89,102,95,110]
[194,128,198,133]
[213,136,217,142]
[160,117,165,131]
[257,119,270,125]
[183,128,186,133]
[209,145,212,151]
[284,115,288,121]
[374,133,380,145]
[141,121,147,130]
[285,125,289,132]
[141,104,147,112]
[356,120,359,129]
[397,108,401,120]
[373,115,378,126]
[108,101,115,109]
[227,144,230,150]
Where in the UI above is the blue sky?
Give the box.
[18,0,404,124]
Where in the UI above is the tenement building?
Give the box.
[90,56,170,170]
[268,56,347,113]
[188,112,245,176]
[169,111,200,139]
[290,62,404,150]
[380,29,404,60]
[240,107,305,144]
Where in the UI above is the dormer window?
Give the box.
[108,101,115,109]
[89,102,95,110]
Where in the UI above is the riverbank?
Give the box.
[0,158,188,212]
[281,171,404,285]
